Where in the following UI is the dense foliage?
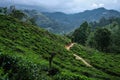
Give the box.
[94,28,111,52]
[72,17,120,53]
[72,22,90,45]
[0,14,120,79]
[90,17,120,28]
[9,10,26,20]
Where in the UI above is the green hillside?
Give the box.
[0,14,120,80]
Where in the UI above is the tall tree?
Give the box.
[86,32,95,48]
[72,21,91,45]
[3,7,7,15]
[49,52,56,69]
[94,28,111,52]
[110,23,120,53]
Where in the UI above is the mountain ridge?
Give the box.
[1,6,120,34]
[42,7,120,33]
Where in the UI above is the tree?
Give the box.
[49,52,56,69]
[94,28,111,52]
[29,18,37,26]
[110,23,120,53]
[72,21,91,45]
[0,8,2,13]
[3,7,7,15]
[48,52,59,76]
[99,17,109,27]
[86,32,95,48]
[10,10,26,20]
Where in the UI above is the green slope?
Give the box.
[71,44,120,79]
[0,14,120,80]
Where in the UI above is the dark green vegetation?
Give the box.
[72,22,91,45]
[0,6,26,21]
[71,17,120,53]
[0,14,120,79]
[94,28,111,52]
[71,44,120,80]
[90,17,120,29]
[9,10,26,20]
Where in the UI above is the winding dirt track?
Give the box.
[65,43,75,50]
[65,43,92,67]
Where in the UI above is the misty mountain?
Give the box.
[23,10,68,34]
[1,6,120,34]
[43,8,120,33]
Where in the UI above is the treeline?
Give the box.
[0,6,37,25]
[70,17,120,53]
[90,17,120,28]
[0,6,26,20]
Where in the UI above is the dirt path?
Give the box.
[65,43,93,67]
[73,54,92,67]
[65,43,75,50]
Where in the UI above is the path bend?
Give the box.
[65,43,93,67]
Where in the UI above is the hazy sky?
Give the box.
[0,0,120,13]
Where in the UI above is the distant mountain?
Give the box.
[43,8,120,33]
[73,7,120,22]
[1,6,120,34]
[23,10,69,34]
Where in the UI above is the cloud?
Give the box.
[92,3,104,8]
[113,0,118,3]
[0,0,119,13]
[99,4,104,7]
[92,3,98,8]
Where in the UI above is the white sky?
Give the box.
[0,0,120,13]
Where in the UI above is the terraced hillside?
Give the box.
[0,14,120,80]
